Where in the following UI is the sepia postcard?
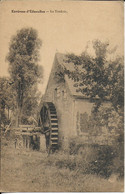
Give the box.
[0,0,124,192]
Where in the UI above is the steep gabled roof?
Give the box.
[55,52,89,99]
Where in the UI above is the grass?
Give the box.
[1,135,124,192]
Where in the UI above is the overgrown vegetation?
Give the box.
[1,135,124,192]
[54,40,124,180]
[0,77,15,126]
[69,135,123,179]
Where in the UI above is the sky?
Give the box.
[0,0,124,94]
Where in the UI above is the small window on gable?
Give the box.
[55,87,60,98]
[55,88,57,97]
[57,87,60,97]
[62,89,67,99]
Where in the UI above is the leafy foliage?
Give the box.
[60,40,123,178]
[64,40,123,113]
[0,77,16,125]
[6,28,43,126]
[21,84,42,124]
[69,136,123,178]
[87,104,124,136]
[88,145,116,178]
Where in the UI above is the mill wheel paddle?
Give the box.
[39,102,59,153]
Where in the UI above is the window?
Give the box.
[54,87,60,98]
[62,89,67,99]
[57,87,60,97]
[80,112,88,132]
[55,88,57,96]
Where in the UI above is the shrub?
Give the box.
[69,136,91,155]
[88,145,116,178]
[69,137,119,178]
[111,130,124,178]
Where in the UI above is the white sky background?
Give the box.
[0,0,124,95]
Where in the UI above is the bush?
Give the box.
[88,145,116,178]
[69,137,120,178]
[111,130,124,179]
[69,136,91,155]
[45,134,124,180]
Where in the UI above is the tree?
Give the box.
[55,40,123,137]
[21,84,42,124]
[6,28,43,126]
[0,77,15,126]
[58,40,123,177]
[63,40,123,114]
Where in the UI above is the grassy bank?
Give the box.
[1,135,124,192]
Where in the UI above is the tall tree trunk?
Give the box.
[16,104,22,127]
[16,82,23,127]
[16,105,19,127]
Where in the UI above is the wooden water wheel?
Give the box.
[38,102,59,152]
